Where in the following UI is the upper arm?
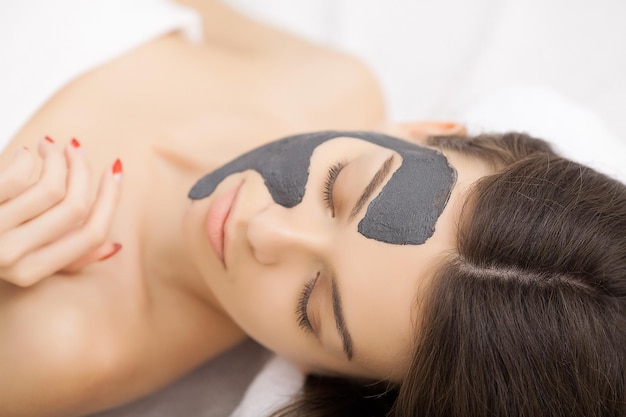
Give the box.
[0,284,123,417]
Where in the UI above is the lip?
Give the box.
[205,181,243,267]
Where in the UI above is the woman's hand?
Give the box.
[0,137,123,287]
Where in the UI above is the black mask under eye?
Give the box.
[189,131,457,245]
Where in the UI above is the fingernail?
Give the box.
[44,136,55,143]
[99,243,122,261]
[112,158,123,182]
[70,138,81,148]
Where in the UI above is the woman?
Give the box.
[1,2,625,417]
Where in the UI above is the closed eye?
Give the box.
[297,272,320,333]
[323,161,347,217]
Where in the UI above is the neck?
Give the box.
[138,145,227,316]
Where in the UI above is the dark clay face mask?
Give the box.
[189,131,457,245]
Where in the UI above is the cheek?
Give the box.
[183,200,220,272]
[218,268,305,356]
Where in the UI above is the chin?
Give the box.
[181,199,214,268]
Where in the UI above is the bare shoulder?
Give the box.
[177,0,385,129]
[279,46,386,130]
[0,279,126,416]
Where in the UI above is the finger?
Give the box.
[0,147,35,203]
[0,140,92,260]
[61,241,122,273]
[1,159,123,286]
[0,137,67,234]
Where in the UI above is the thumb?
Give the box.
[60,241,122,273]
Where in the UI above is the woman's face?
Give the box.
[183,130,489,381]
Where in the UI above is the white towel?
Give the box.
[0,0,201,147]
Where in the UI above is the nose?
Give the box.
[246,203,328,265]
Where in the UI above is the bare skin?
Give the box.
[0,2,385,416]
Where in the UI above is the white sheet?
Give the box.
[230,356,304,417]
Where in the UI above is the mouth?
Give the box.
[205,181,243,268]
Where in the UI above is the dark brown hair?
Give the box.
[273,132,626,417]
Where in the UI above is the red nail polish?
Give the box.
[44,136,55,143]
[112,159,122,174]
[71,138,81,148]
[99,243,122,261]
[112,159,123,182]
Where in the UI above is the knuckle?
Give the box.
[0,248,20,268]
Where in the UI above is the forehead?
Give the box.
[327,155,475,381]
[310,191,458,381]
[334,247,424,378]
[337,148,494,380]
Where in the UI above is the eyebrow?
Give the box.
[348,154,396,222]
[331,273,353,360]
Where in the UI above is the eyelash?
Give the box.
[323,160,347,217]
[297,272,320,334]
